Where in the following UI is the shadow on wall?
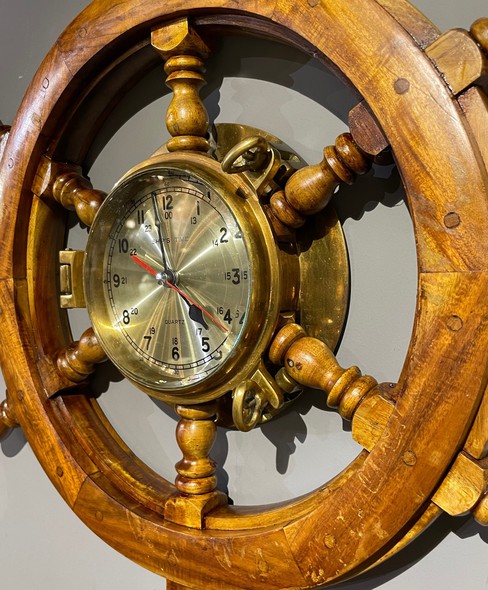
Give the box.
[1,428,27,457]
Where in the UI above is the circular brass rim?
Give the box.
[84,151,283,404]
[0,1,487,589]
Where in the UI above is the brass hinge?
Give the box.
[59,250,86,308]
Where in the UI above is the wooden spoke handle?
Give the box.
[152,19,211,153]
[471,18,488,55]
[174,403,219,496]
[52,170,105,226]
[0,121,9,161]
[33,157,105,226]
[269,132,371,229]
[269,324,378,420]
[164,402,227,529]
[56,328,107,383]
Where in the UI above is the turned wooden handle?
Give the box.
[270,324,377,420]
[0,398,18,441]
[269,132,371,229]
[174,403,218,496]
[52,171,105,226]
[57,328,107,383]
[152,19,210,153]
[471,18,488,55]
[33,156,105,226]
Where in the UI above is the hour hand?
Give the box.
[187,302,209,330]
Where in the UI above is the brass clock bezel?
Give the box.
[84,150,290,405]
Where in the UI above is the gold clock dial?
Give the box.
[85,162,253,394]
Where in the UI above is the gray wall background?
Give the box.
[0,0,487,588]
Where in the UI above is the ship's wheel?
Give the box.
[0,1,488,589]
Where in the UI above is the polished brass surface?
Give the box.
[221,136,272,174]
[214,123,304,169]
[84,123,348,410]
[298,209,349,351]
[215,123,302,194]
[99,167,250,390]
[216,124,349,351]
[59,249,86,308]
[84,151,293,405]
[232,361,284,432]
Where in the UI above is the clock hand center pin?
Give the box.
[157,268,178,287]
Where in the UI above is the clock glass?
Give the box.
[84,162,252,394]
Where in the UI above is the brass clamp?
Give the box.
[221,135,283,196]
[232,362,284,432]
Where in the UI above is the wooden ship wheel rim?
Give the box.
[0,1,487,588]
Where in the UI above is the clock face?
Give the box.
[84,163,253,394]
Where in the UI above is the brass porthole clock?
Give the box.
[85,154,279,401]
[1,1,488,589]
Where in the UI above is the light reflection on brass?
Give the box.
[297,208,349,352]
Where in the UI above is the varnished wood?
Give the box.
[426,28,488,94]
[26,195,70,356]
[0,122,10,162]
[164,402,227,528]
[58,395,174,513]
[471,17,488,55]
[269,132,371,229]
[56,328,107,383]
[351,387,396,450]
[152,20,211,153]
[473,492,488,525]
[376,0,440,48]
[0,396,18,440]
[464,379,488,460]
[174,403,219,495]
[348,101,390,162]
[270,324,378,420]
[32,156,105,226]
[459,87,488,174]
[433,452,488,516]
[0,2,488,589]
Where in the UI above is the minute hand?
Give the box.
[152,194,170,271]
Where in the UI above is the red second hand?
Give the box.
[131,255,158,277]
[131,255,229,333]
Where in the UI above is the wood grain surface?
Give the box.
[0,1,487,589]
